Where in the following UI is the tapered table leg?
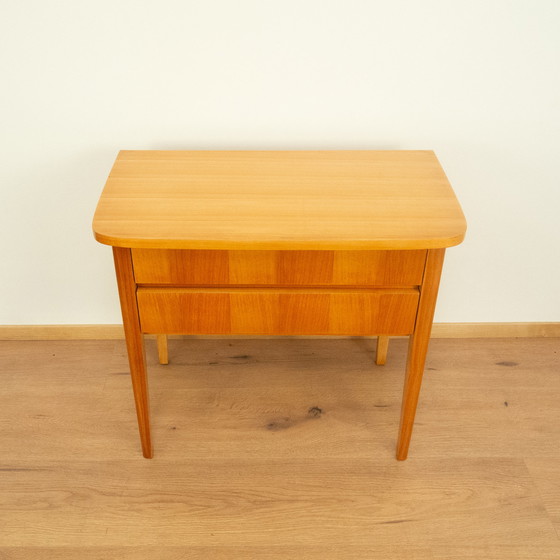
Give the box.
[156,334,169,365]
[376,336,389,365]
[396,248,445,461]
[113,247,153,458]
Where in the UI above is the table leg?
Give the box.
[156,334,169,365]
[396,248,445,460]
[375,336,389,365]
[113,247,153,458]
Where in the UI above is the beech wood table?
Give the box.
[93,150,466,460]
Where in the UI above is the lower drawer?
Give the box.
[137,288,419,336]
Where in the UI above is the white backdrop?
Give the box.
[1,0,559,324]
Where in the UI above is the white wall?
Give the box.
[1,0,559,324]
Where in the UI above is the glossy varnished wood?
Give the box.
[396,248,446,460]
[131,248,427,287]
[93,151,466,250]
[136,288,420,335]
[376,336,390,365]
[156,334,168,365]
[93,150,466,459]
[112,248,152,458]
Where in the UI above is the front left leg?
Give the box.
[113,247,153,458]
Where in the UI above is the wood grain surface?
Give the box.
[92,151,466,250]
[113,248,152,458]
[1,337,559,558]
[136,287,420,335]
[131,248,427,287]
[397,248,445,459]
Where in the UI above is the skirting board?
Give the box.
[0,323,559,340]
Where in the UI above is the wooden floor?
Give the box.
[1,337,559,559]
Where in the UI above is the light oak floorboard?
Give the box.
[525,458,560,537]
[0,546,436,559]
[1,337,559,558]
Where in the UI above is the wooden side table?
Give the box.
[92,150,466,460]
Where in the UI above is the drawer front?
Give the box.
[137,288,420,336]
[132,249,427,287]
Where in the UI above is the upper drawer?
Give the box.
[131,249,426,287]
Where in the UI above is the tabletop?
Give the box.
[92,150,466,250]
